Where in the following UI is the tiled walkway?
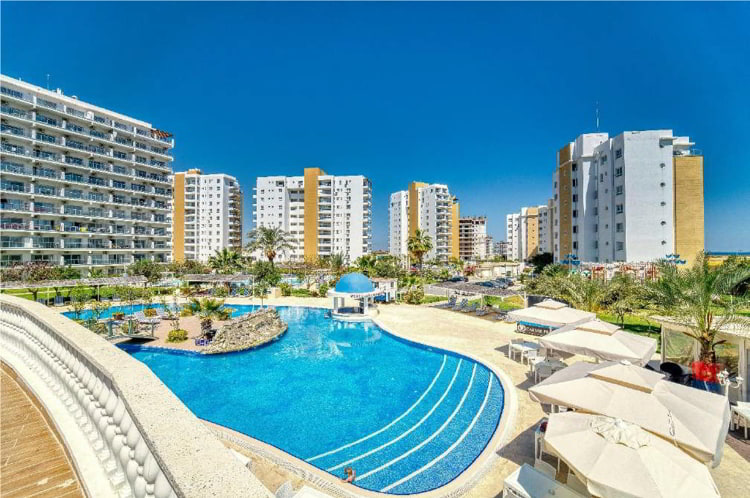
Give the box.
[1,363,85,498]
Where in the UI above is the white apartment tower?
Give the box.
[506,202,554,261]
[458,216,488,261]
[0,75,174,274]
[173,169,243,263]
[553,130,704,266]
[253,167,372,263]
[389,181,459,262]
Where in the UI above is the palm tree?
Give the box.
[208,248,242,275]
[328,253,346,278]
[245,227,294,265]
[189,297,230,334]
[648,252,750,363]
[354,254,377,276]
[407,229,433,267]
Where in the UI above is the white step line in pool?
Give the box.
[380,374,493,492]
[306,355,447,463]
[357,364,477,482]
[326,359,463,472]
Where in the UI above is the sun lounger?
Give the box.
[133,311,160,325]
[436,296,457,308]
[475,305,489,317]
[462,302,478,313]
[452,298,468,311]
[54,296,64,306]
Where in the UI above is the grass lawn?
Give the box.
[421,295,448,304]
[597,311,662,352]
[468,294,524,311]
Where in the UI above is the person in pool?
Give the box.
[342,467,356,483]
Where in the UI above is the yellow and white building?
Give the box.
[389,181,459,262]
[506,200,554,261]
[172,169,243,263]
[553,130,704,266]
[252,167,372,263]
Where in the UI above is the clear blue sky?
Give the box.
[2,2,748,251]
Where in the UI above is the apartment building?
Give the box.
[389,181,459,262]
[553,130,704,266]
[458,216,489,261]
[253,167,372,263]
[0,75,173,274]
[505,202,554,261]
[494,240,509,259]
[172,169,243,263]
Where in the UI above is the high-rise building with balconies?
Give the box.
[458,216,489,261]
[506,203,554,262]
[389,182,459,262]
[172,169,243,263]
[553,130,704,266]
[0,75,174,274]
[253,167,372,263]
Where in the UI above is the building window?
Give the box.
[615,148,622,159]
[572,194,578,203]
[616,241,624,251]
[616,204,623,214]
[616,223,623,233]
[572,226,577,234]
[572,241,578,250]
[572,163,577,172]
[616,185,623,195]
[615,167,623,177]
[572,210,577,218]
[572,179,577,187]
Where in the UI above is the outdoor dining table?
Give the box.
[509,341,540,363]
[531,358,567,383]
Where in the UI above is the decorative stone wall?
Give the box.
[203,308,288,355]
[0,294,272,498]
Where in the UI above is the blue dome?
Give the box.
[335,273,375,294]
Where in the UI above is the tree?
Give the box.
[245,227,294,265]
[251,261,282,287]
[190,297,230,332]
[88,268,106,279]
[168,259,210,277]
[373,255,405,279]
[354,254,378,276]
[115,285,142,315]
[603,274,645,326]
[208,248,243,275]
[648,252,750,363]
[327,253,346,278]
[529,252,554,275]
[407,229,433,267]
[70,285,91,319]
[128,259,163,285]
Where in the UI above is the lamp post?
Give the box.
[718,370,744,398]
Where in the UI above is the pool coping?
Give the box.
[193,304,519,498]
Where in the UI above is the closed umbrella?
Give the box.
[539,319,657,366]
[544,412,720,498]
[529,361,730,466]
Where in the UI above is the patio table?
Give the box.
[532,358,567,383]
[731,402,750,439]
[509,341,540,363]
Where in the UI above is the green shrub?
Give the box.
[403,286,425,305]
[318,283,329,297]
[144,308,157,317]
[291,288,311,297]
[179,308,194,317]
[279,283,292,296]
[167,329,188,342]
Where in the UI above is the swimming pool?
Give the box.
[116,305,504,494]
[64,303,171,320]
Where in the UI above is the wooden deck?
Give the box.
[1,363,85,498]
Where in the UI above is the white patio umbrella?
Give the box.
[507,299,595,328]
[539,319,657,366]
[529,361,731,466]
[544,412,720,498]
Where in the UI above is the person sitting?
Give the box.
[342,467,356,483]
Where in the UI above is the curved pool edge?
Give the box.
[191,305,518,498]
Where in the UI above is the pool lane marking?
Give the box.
[326,359,462,472]
[306,355,447,463]
[380,374,493,492]
[357,364,477,483]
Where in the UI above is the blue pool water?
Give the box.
[114,305,504,494]
[63,303,169,320]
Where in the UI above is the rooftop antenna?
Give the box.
[46,73,50,90]
[595,101,600,132]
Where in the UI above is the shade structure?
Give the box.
[544,412,720,498]
[334,273,375,294]
[507,299,595,329]
[529,361,731,466]
[539,319,657,366]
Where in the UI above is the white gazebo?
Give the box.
[327,273,384,321]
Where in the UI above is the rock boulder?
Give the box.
[202,308,288,355]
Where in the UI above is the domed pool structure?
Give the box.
[328,272,384,321]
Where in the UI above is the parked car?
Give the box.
[447,276,468,283]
